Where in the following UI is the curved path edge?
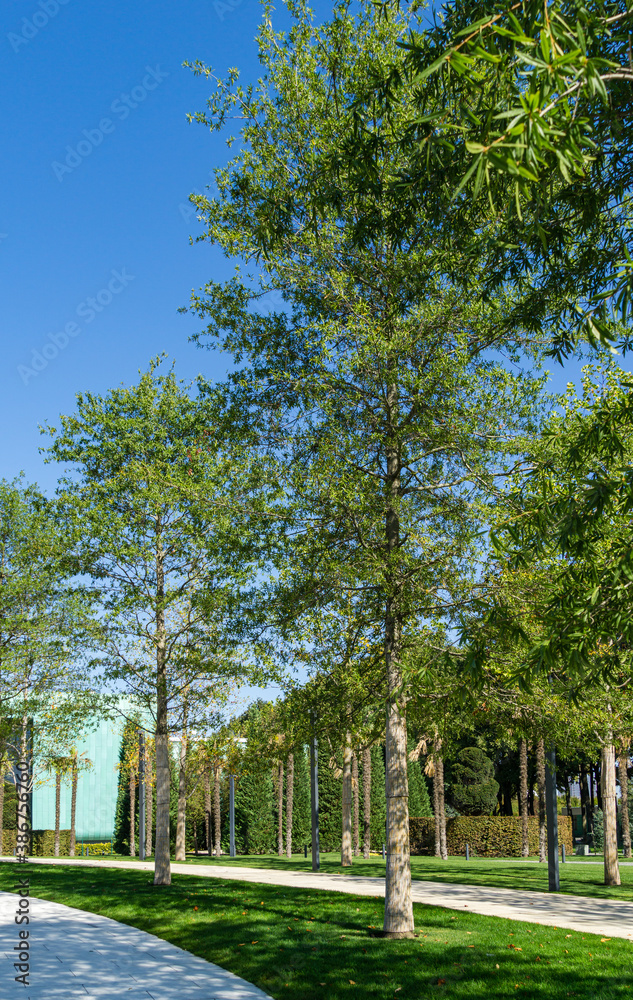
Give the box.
[5,856,633,942]
[0,887,273,1000]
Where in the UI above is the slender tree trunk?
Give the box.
[175,729,188,862]
[204,767,211,855]
[146,746,153,857]
[433,750,441,858]
[54,771,61,858]
[69,754,78,858]
[382,388,414,936]
[619,751,631,859]
[536,738,546,862]
[0,750,5,856]
[277,760,284,856]
[286,753,294,858]
[564,775,572,817]
[602,742,621,885]
[129,766,136,857]
[519,738,529,858]
[580,768,589,840]
[341,734,353,866]
[17,709,30,860]
[213,764,221,856]
[437,754,448,860]
[154,527,171,885]
[362,746,371,859]
[595,763,603,812]
[352,751,360,857]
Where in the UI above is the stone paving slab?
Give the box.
[0,890,273,1000]
[11,855,633,942]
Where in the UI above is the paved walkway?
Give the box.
[0,889,273,1000]
[13,856,633,942]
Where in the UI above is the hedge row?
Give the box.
[1,830,73,856]
[410,815,573,857]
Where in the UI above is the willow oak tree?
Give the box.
[43,362,272,885]
[0,478,96,845]
[185,0,545,932]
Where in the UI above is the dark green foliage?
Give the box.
[291,747,311,852]
[113,721,137,854]
[368,745,386,849]
[407,746,433,818]
[234,765,275,854]
[451,747,499,816]
[2,779,17,829]
[316,754,342,853]
[409,815,574,857]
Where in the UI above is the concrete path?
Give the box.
[12,856,633,943]
[0,889,273,1000]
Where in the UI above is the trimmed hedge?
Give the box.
[410,815,573,857]
[1,830,73,856]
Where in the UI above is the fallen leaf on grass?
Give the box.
[437,978,446,985]
[349,980,356,985]
[601,938,611,943]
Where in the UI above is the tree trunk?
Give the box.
[437,753,447,860]
[146,749,153,857]
[286,753,294,858]
[213,764,221,856]
[352,751,360,857]
[433,750,441,858]
[564,775,572,817]
[341,734,352,867]
[277,760,284,856]
[619,751,631,859]
[362,746,371,859]
[175,730,187,862]
[519,738,529,858]
[382,385,414,936]
[602,743,621,885]
[154,524,171,885]
[580,768,589,840]
[69,754,78,858]
[595,764,603,812]
[0,750,5,856]
[536,738,546,862]
[129,765,136,857]
[54,771,61,858]
[204,767,211,854]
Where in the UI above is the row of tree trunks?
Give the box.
[277,761,284,856]
[519,738,529,857]
[536,738,546,863]
[619,752,631,859]
[286,753,294,857]
[363,747,371,859]
[352,752,360,856]
[69,754,78,858]
[129,765,136,857]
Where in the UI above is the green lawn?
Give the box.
[140,851,633,903]
[1,862,631,1000]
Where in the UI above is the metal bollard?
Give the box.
[561,843,566,863]
[465,843,470,861]
[382,843,386,860]
[304,844,307,859]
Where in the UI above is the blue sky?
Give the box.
[1,0,329,494]
[0,0,602,500]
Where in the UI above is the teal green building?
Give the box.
[32,705,141,841]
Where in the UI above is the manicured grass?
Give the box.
[1,862,631,999]
[156,851,633,903]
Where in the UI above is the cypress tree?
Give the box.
[408,745,433,817]
[234,765,275,854]
[318,754,342,852]
[291,746,311,851]
[369,745,386,849]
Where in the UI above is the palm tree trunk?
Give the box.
[619,751,631,859]
[519,738,529,857]
[69,754,78,858]
[204,767,211,855]
[537,738,546,862]
[362,747,371,859]
[213,764,221,856]
[129,766,136,856]
[286,753,294,858]
[436,753,447,860]
[341,734,352,866]
[352,751,360,857]
[602,742,621,886]
[54,771,61,858]
[175,727,188,862]
[277,760,284,856]
[433,750,441,858]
